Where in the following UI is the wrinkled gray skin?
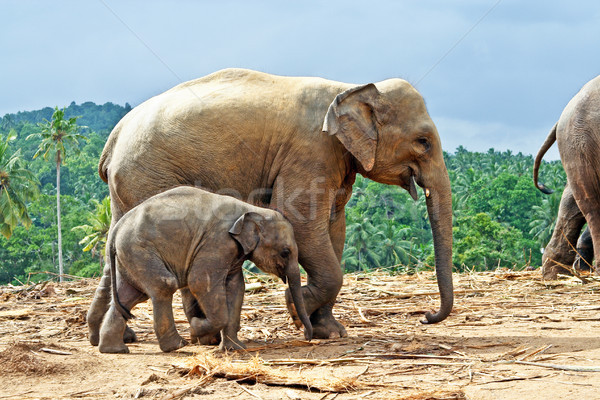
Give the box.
[534,184,590,278]
[574,226,594,272]
[98,186,312,353]
[534,75,600,279]
[89,68,454,342]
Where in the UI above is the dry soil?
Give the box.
[1,269,599,400]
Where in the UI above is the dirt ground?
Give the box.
[1,269,599,400]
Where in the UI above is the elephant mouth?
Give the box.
[401,167,419,201]
[401,168,430,200]
[278,269,288,284]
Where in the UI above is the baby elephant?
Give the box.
[98,186,312,353]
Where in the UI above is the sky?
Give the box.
[2,1,600,159]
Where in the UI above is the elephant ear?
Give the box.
[323,83,382,172]
[229,212,262,255]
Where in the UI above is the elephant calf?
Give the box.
[98,186,312,353]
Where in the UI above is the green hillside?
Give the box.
[0,103,566,284]
[0,102,130,283]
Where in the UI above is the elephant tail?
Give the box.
[108,229,134,320]
[533,122,557,194]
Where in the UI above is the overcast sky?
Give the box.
[2,1,600,159]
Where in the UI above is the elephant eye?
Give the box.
[417,137,431,151]
[280,248,291,258]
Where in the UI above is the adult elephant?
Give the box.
[87,68,454,342]
[534,75,600,279]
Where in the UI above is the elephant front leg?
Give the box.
[151,293,188,352]
[329,208,347,263]
[220,270,246,351]
[272,181,347,340]
[187,259,235,348]
[180,288,220,345]
[284,231,346,339]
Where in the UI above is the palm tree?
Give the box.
[72,196,111,270]
[378,220,416,269]
[529,191,562,247]
[0,132,39,238]
[344,219,383,271]
[27,107,86,282]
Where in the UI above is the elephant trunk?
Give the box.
[285,261,313,340]
[422,173,454,324]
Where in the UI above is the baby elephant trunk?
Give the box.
[285,261,313,340]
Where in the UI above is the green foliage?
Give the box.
[453,213,537,270]
[27,107,89,281]
[0,102,127,283]
[529,190,561,246]
[0,132,39,238]
[71,196,111,277]
[27,107,87,163]
[72,196,111,255]
[342,176,432,273]
[0,194,96,284]
[343,147,566,273]
[0,101,567,282]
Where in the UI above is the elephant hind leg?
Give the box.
[542,184,586,279]
[87,263,112,346]
[564,161,600,273]
[578,212,600,273]
[574,226,594,272]
[141,266,186,352]
[98,279,147,353]
[88,199,130,346]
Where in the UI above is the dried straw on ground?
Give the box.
[1,268,600,399]
[181,349,365,392]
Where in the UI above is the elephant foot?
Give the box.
[159,334,188,353]
[190,317,223,346]
[124,326,137,343]
[311,317,347,339]
[219,335,246,351]
[87,309,107,346]
[89,331,100,346]
[98,341,130,354]
[285,294,347,339]
[191,332,221,346]
[91,324,129,346]
[541,261,570,280]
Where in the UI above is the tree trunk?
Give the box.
[56,151,63,283]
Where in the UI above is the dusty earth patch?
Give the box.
[1,269,599,400]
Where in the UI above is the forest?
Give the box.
[0,102,566,284]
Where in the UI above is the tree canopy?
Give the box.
[0,102,128,283]
[0,132,39,239]
[0,102,567,284]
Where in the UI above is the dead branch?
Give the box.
[514,360,600,372]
